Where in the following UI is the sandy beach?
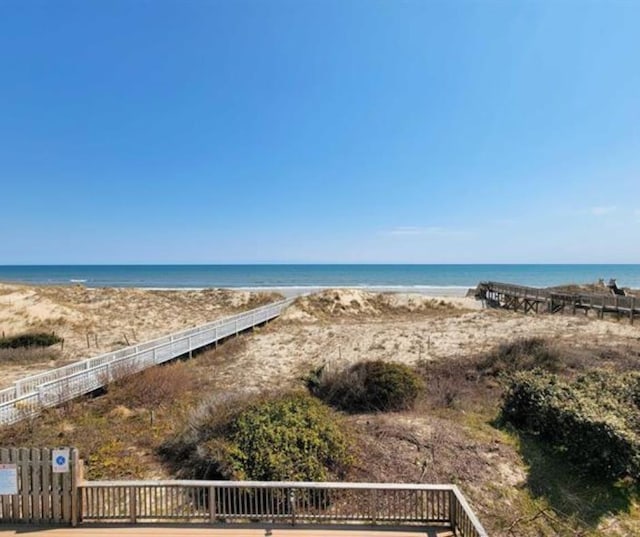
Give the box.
[2,282,637,393]
[199,287,640,396]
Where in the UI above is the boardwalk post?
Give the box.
[632,297,636,325]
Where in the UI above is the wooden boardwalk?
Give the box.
[476,281,639,323]
[0,298,294,426]
[0,525,453,536]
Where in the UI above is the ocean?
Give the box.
[0,265,639,295]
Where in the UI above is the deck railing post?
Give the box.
[209,485,216,523]
[371,488,378,524]
[289,488,296,526]
[449,489,457,535]
[129,486,137,523]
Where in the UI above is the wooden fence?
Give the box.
[0,448,488,536]
[0,298,294,426]
[0,447,80,524]
[79,480,488,537]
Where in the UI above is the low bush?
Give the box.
[110,361,196,409]
[161,392,353,482]
[0,332,63,349]
[0,347,60,364]
[478,337,561,376]
[501,369,640,480]
[307,360,423,413]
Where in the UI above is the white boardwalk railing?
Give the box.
[0,298,294,426]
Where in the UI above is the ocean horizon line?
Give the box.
[2,263,640,267]
[1,264,639,290]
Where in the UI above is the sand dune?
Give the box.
[0,282,280,387]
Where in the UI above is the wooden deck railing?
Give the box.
[478,281,639,317]
[79,480,488,537]
[0,299,294,426]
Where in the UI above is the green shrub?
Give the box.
[161,393,353,482]
[0,332,63,349]
[501,370,640,480]
[308,360,423,413]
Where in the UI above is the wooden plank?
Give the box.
[9,448,19,521]
[71,449,79,526]
[31,448,42,522]
[19,448,30,521]
[0,448,10,520]
[130,486,137,523]
[51,451,61,523]
[62,456,72,524]
[42,448,51,521]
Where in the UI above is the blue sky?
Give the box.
[1,0,639,264]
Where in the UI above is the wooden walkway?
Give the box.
[476,281,639,323]
[0,298,295,426]
[0,526,453,536]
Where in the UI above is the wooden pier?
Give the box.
[475,281,639,324]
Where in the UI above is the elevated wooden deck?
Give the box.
[475,281,639,323]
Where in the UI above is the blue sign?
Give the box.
[52,448,70,473]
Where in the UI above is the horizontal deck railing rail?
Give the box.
[0,298,294,426]
[79,480,488,537]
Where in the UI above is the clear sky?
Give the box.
[1,0,639,264]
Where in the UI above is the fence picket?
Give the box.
[19,449,29,522]
[0,449,10,520]
[31,449,41,522]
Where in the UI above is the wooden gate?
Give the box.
[0,447,79,525]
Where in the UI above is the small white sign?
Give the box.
[52,448,70,474]
[0,464,18,495]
